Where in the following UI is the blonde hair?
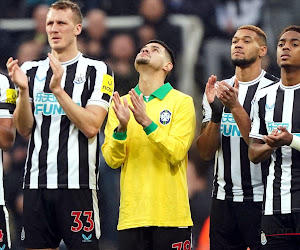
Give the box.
[50,0,83,24]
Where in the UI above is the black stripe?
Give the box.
[26,67,38,99]
[291,89,300,210]
[240,138,253,200]
[0,103,15,112]
[273,148,282,212]
[83,66,95,107]
[212,158,219,197]
[24,121,36,187]
[222,135,234,199]
[102,93,111,102]
[272,89,284,212]
[38,68,53,186]
[273,88,284,122]
[263,73,279,82]
[57,63,77,186]
[258,97,267,135]
[105,63,113,77]
[79,131,89,187]
[243,84,259,115]
[95,133,100,186]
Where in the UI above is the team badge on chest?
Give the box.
[159,110,172,125]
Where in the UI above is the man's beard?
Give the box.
[135,58,149,65]
[231,56,256,67]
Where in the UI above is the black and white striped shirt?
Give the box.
[0,73,16,205]
[202,70,278,202]
[250,80,300,215]
[21,53,113,190]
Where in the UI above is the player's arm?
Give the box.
[197,121,221,161]
[129,89,196,166]
[216,79,251,144]
[0,118,15,151]
[0,74,16,151]
[250,126,293,163]
[101,93,128,169]
[248,137,275,164]
[6,58,33,138]
[48,53,110,139]
[196,75,222,161]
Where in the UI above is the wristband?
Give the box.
[210,97,223,123]
[290,135,300,151]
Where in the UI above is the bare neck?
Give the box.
[51,44,79,62]
[235,60,262,82]
[281,67,300,86]
[138,71,166,96]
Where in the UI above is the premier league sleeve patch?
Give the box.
[160,110,172,125]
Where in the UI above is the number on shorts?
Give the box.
[0,229,3,242]
[71,211,94,232]
[172,240,191,250]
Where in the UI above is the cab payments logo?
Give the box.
[159,110,172,125]
[82,233,92,243]
[0,244,6,250]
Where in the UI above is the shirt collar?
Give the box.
[134,82,173,102]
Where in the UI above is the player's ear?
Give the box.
[163,62,173,73]
[259,45,267,58]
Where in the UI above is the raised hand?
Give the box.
[48,53,64,94]
[6,57,28,90]
[128,89,152,128]
[112,92,130,132]
[205,75,217,104]
[215,78,239,110]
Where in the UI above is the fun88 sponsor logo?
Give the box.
[220,113,241,137]
[267,122,289,134]
[34,93,80,116]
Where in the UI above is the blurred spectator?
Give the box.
[137,0,182,55]
[187,147,213,249]
[25,0,55,16]
[16,40,45,65]
[81,9,109,60]
[201,0,264,82]
[0,30,14,72]
[98,0,140,16]
[106,33,139,96]
[136,0,182,87]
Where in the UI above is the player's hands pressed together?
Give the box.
[48,53,64,94]
[263,126,293,149]
[112,91,130,132]
[6,57,28,90]
[215,78,240,110]
[205,75,223,123]
[129,89,152,128]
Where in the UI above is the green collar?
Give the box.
[134,82,173,102]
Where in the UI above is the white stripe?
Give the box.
[265,159,275,215]
[92,189,101,239]
[216,149,226,200]
[250,161,264,202]
[231,137,243,202]
[280,90,294,213]
[68,125,79,188]
[0,152,3,205]
[88,137,97,189]
[3,205,11,249]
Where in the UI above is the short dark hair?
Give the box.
[279,25,300,39]
[50,0,83,24]
[237,25,267,46]
[146,40,175,68]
